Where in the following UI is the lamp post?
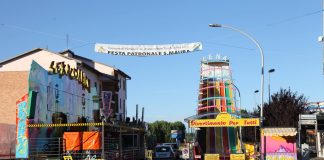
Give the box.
[209,24,265,126]
[268,69,275,103]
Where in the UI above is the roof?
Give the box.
[0,48,43,66]
[60,50,131,79]
[262,128,297,136]
[0,48,129,80]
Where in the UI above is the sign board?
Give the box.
[205,154,219,160]
[300,114,316,120]
[63,156,73,160]
[171,130,182,138]
[95,42,203,56]
[182,147,190,159]
[230,154,245,160]
[49,61,90,92]
[300,120,316,125]
[189,113,259,128]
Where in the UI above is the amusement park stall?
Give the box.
[185,55,259,160]
[261,128,297,160]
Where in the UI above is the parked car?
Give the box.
[162,143,180,159]
[154,144,176,159]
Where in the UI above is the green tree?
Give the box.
[147,121,186,145]
[242,108,260,143]
[263,88,307,128]
[171,121,186,142]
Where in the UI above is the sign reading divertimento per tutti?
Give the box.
[189,113,259,128]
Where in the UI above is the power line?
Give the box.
[267,9,323,26]
[204,41,255,51]
[0,23,92,44]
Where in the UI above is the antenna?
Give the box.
[136,104,138,122]
[66,34,69,50]
[141,107,144,122]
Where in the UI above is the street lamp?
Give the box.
[209,23,265,126]
[268,69,275,103]
[254,90,259,110]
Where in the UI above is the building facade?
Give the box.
[0,48,141,159]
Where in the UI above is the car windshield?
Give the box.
[156,146,170,152]
[163,143,178,150]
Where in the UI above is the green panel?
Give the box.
[27,90,37,118]
[228,127,237,153]
[224,82,231,112]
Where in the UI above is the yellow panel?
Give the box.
[230,154,245,160]
[205,154,220,160]
[215,81,221,111]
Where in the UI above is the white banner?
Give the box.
[94,42,202,56]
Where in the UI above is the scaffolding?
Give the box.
[27,122,146,160]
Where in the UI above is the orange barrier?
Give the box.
[82,131,101,150]
[64,132,82,151]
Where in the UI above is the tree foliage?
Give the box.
[263,88,307,128]
[242,108,260,143]
[146,121,186,147]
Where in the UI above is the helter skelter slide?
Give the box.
[196,55,241,158]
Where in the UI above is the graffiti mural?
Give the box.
[15,94,29,158]
[28,60,98,140]
[262,136,297,159]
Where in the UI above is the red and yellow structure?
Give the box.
[188,56,259,159]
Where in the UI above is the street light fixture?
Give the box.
[254,90,259,110]
[209,23,265,126]
[268,69,275,103]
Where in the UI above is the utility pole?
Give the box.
[323,0,324,75]
[320,0,324,74]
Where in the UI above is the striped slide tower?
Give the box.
[196,56,241,158]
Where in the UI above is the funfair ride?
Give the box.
[195,55,241,159]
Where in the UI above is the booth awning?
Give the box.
[263,128,297,136]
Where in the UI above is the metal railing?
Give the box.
[29,137,65,159]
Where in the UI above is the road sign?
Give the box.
[300,120,316,125]
[182,147,190,159]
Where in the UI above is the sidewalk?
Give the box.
[311,158,324,160]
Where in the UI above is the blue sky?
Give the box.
[0,0,323,123]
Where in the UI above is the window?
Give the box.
[119,99,121,110]
[123,79,126,91]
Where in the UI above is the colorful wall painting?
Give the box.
[28,60,98,140]
[261,136,297,160]
[15,93,29,158]
[102,91,112,118]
